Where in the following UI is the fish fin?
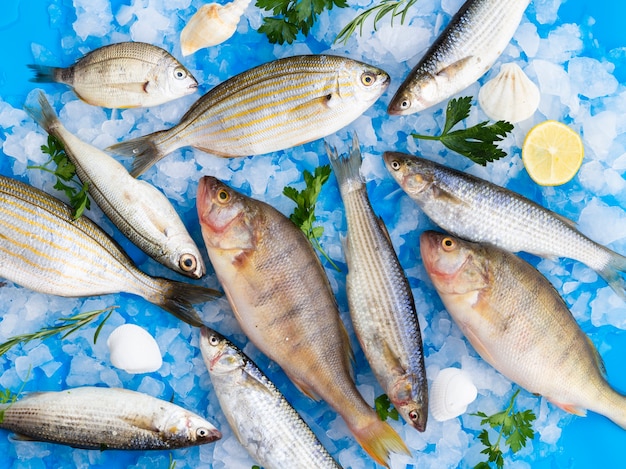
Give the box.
[351,416,410,467]
[463,325,497,366]
[27,64,59,84]
[106,131,166,177]
[108,81,151,95]
[436,56,476,79]
[287,373,322,401]
[25,92,61,136]
[10,433,40,442]
[596,251,626,300]
[432,185,465,205]
[157,279,222,327]
[553,212,577,228]
[326,133,364,186]
[586,336,607,377]
[377,216,394,245]
[550,400,587,417]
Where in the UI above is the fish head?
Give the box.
[348,62,391,104]
[391,375,428,432]
[199,326,245,376]
[387,71,448,115]
[384,151,434,199]
[148,58,198,98]
[173,248,206,279]
[160,409,222,447]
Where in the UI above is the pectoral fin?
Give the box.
[550,400,587,417]
[110,81,150,94]
[436,56,476,79]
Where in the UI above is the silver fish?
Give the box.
[28,42,198,109]
[27,92,206,279]
[108,54,390,176]
[384,151,626,298]
[326,136,428,432]
[199,327,342,469]
[0,175,221,326]
[0,386,221,449]
[388,0,530,115]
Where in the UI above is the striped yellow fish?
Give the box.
[107,55,390,176]
[0,175,221,326]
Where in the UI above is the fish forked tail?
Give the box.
[106,131,167,178]
[598,251,626,301]
[25,92,65,138]
[325,133,364,187]
[351,415,410,467]
[27,64,58,83]
[155,279,223,327]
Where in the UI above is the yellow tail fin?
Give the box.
[352,416,410,467]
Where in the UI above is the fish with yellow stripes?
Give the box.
[107,55,390,177]
[0,175,221,326]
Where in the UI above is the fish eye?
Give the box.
[196,427,210,439]
[179,254,198,272]
[209,335,220,346]
[409,410,419,422]
[400,99,410,109]
[390,160,401,171]
[174,66,188,80]
[361,72,376,86]
[217,189,230,203]
[442,237,456,251]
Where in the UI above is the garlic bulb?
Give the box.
[478,63,540,123]
[107,324,163,374]
[430,367,478,422]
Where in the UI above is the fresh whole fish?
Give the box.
[388,0,530,115]
[196,176,409,467]
[420,230,626,428]
[0,175,221,326]
[27,92,206,279]
[0,386,221,449]
[199,327,342,469]
[28,41,198,109]
[108,55,390,177]
[384,151,626,298]
[326,136,428,432]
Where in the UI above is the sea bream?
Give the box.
[384,151,626,298]
[28,42,198,109]
[199,327,342,469]
[108,55,390,176]
[388,0,530,115]
[420,230,626,429]
[327,136,428,432]
[196,176,409,467]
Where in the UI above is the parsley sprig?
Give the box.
[283,165,340,271]
[28,134,91,219]
[472,389,536,469]
[412,96,514,165]
[375,393,399,421]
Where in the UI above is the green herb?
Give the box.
[374,393,399,421]
[0,306,117,357]
[252,466,262,469]
[335,0,419,44]
[256,0,348,44]
[472,389,536,469]
[168,454,177,469]
[284,165,340,271]
[28,134,91,218]
[412,96,514,166]
[0,367,31,423]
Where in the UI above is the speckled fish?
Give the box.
[196,176,409,467]
[0,175,221,326]
[420,230,626,428]
[28,42,197,108]
[108,55,390,177]
[384,152,626,298]
[0,386,221,449]
[27,92,205,279]
[388,0,530,115]
[327,136,428,432]
[199,327,342,469]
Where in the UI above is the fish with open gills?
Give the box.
[0,175,221,326]
[199,327,342,469]
[384,151,626,299]
[196,176,409,467]
[108,55,390,177]
[420,230,626,429]
[326,136,428,432]
[388,0,530,115]
[28,42,198,109]
[27,92,205,279]
[0,386,221,449]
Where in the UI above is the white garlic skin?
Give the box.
[430,367,478,422]
[107,324,163,374]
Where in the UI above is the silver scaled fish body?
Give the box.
[199,327,342,469]
[326,136,428,432]
[384,151,626,299]
[420,230,626,429]
[108,54,390,177]
[0,386,221,449]
[196,176,409,467]
[388,0,530,115]
[27,92,206,279]
[28,42,198,109]
[0,175,221,326]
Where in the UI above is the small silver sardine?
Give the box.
[384,151,626,298]
[28,42,198,109]
[0,175,221,326]
[27,92,206,279]
[388,0,530,115]
[326,136,428,432]
[0,386,221,449]
[199,327,342,469]
[108,54,390,176]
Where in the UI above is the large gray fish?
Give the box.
[388,0,530,115]
[108,55,390,176]
[420,230,626,428]
[326,136,428,432]
[0,386,221,449]
[0,175,221,326]
[27,92,206,279]
[199,327,342,469]
[384,151,626,298]
[28,42,198,109]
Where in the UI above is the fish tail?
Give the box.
[325,133,364,186]
[25,91,61,136]
[106,131,167,177]
[598,251,626,300]
[27,64,59,83]
[350,415,410,467]
[157,280,223,327]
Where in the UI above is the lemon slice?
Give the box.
[522,120,584,186]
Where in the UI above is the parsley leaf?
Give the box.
[374,393,400,421]
[412,96,514,166]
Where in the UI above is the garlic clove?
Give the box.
[430,367,478,422]
[107,324,163,374]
